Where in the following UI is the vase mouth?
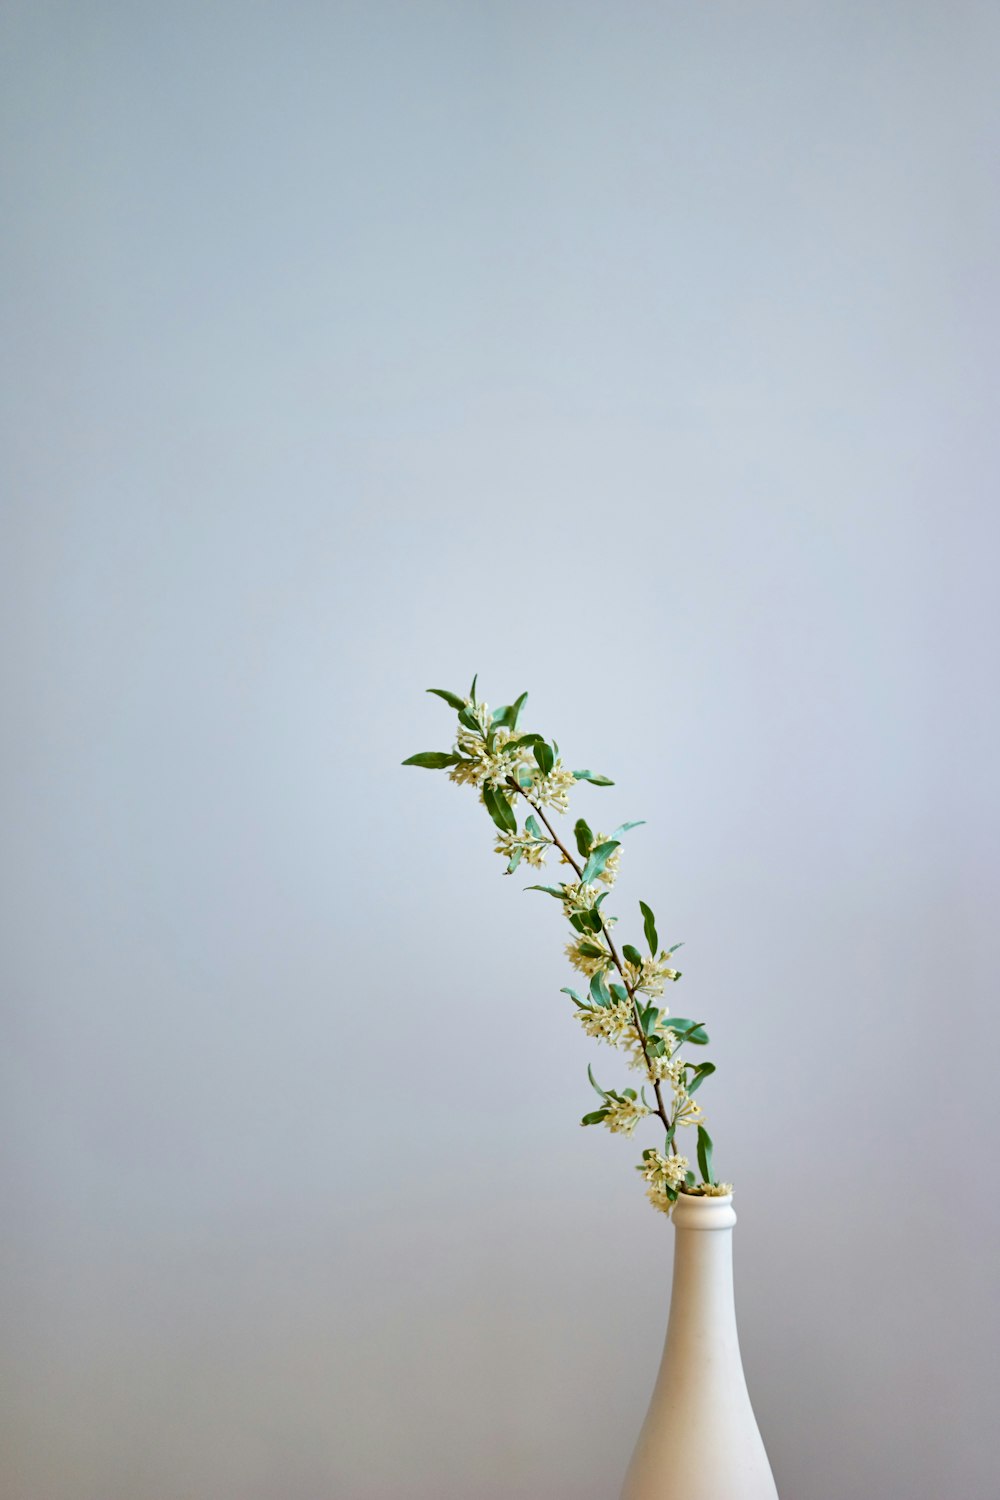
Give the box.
[672,1191,737,1229]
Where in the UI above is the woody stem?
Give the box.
[508,780,673,1137]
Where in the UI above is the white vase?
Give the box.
[620,1192,779,1500]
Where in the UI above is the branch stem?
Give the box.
[508,780,675,1139]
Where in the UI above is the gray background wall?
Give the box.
[3,4,998,1498]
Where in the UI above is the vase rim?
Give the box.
[677,1190,733,1203]
[672,1191,737,1227]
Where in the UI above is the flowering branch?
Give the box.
[507,782,674,1134]
[403,678,731,1215]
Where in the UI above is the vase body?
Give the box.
[620,1193,779,1500]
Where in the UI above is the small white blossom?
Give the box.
[482,727,529,791]
[662,1057,686,1090]
[599,1092,649,1136]
[670,1092,704,1129]
[576,999,635,1045]
[560,882,603,920]
[448,757,482,787]
[626,1025,678,1080]
[647,1184,676,1215]
[565,936,612,977]
[451,723,533,795]
[493,829,548,869]
[640,1150,690,1190]
[641,1150,690,1216]
[529,761,576,814]
[623,953,682,999]
[467,700,493,735]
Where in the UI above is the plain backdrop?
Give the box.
[2,4,998,1498]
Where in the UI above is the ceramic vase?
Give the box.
[620,1192,779,1500]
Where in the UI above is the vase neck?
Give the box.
[667,1195,738,1345]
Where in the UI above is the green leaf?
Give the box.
[609,982,629,1004]
[581,1109,609,1126]
[587,1064,606,1098]
[425,688,465,710]
[524,884,564,899]
[534,741,555,776]
[670,1019,709,1046]
[469,673,478,703]
[506,847,523,875]
[622,943,643,968]
[516,769,534,789]
[685,1169,697,1187]
[664,1123,676,1151]
[525,814,543,840]
[639,901,658,956]
[589,971,612,1008]
[560,986,585,1007]
[497,796,518,835]
[512,732,545,749]
[482,784,516,833]
[572,769,614,786]
[641,1004,660,1034]
[577,940,607,959]
[697,1125,714,1184]
[457,705,480,733]
[574,818,594,859]
[609,820,645,841]
[580,840,620,884]
[686,1062,716,1096]
[568,912,586,933]
[401,751,461,769]
[493,700,529,731]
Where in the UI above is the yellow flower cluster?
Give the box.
[600,1093,649,1136]
[626,1021,678,1080]
[565,936,612,977]
[560,882,603,919]
[451,720,531,794]
[640,1150,690,1214]
[529,760,576,814]
[646,1186,676,1215]
[576,999,635,1045]
[670,1093,704,1129]
[623,953,682,999]
[493,829,548,869]
[641,1150,690,1190]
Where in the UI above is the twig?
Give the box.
[507,778,675,1142]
